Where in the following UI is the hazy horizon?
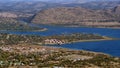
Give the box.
[0,0,119,3]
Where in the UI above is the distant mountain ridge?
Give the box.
[0,0,120,13]
[1,0,120,3]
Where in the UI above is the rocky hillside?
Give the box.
[1,0,120,27]
[0,17,45,31]
[1,0,120,23]
[32,6,120,27]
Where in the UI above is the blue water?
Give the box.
[1,24,120,57]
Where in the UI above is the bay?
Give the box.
[1,24,120,56]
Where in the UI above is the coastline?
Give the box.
[64,25,120,29]
[0,43,112,57]
[69,36,116,44]
[43,36,117,45]
[0,28,47,32]
[32,28,48,32]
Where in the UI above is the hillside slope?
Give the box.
[32,6,120,27]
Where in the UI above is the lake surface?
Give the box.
[1,24,120,57]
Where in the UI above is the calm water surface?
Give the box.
[1,24,120,56]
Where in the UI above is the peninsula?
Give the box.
[0,33,114,45]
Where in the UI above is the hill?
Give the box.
[0,17,45,31]
[32,6,120,28]
[1,0,120,28]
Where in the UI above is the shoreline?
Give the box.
[38,23,120,29]
[0,43,111,57]
[64,25,120,29]
[69,36,116,44]
[0,28,47,32]
[43,36,117,45]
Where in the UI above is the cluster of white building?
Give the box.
[44,39,66,45]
